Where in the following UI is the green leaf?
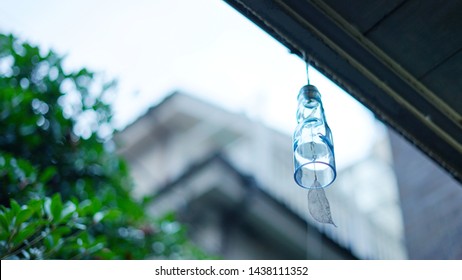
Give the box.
[44,197,51,219]
[77,200,93,216]
[44,234,54,249]
[50,194,63,221]
[12,223,37,246]
[60,202,77,222]
[21,249,31,260]
[15,208,34,227]
[102,209,121,222]
[0,212,10,232]
[74,223,87,230]
[10,200,21,215]
[86,243,104,255]
[27,199,43,213]
[93,212,105,224]
[53,226,71,237]
[39,166,56,183]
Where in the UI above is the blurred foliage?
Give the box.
[0,33,210,259]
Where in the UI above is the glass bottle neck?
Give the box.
[296,85,324,124]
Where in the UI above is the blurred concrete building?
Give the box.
[116,92,461,259]
[389,130,462,259]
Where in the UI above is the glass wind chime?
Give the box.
[293,59,337,225]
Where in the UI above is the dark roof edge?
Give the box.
[223,0,462,184]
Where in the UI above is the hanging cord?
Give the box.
[306,61,310,85]
[302,51,310,85]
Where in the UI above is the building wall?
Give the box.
[389,129,462,259]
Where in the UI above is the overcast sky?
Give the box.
[0,0,383,169]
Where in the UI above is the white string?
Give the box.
[303,51,310,85]
[306,61,310,85]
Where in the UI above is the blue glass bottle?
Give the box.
[293,85,336,188]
